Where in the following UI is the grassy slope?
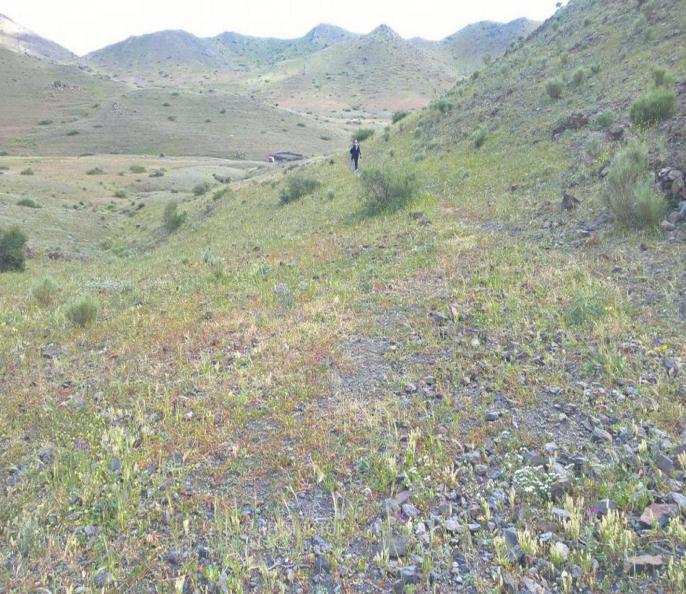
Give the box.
[0,48,348,159]
[246,28,459,115]
[1,0,686,592]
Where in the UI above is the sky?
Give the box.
[1,0,563,56]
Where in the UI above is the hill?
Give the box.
[247,24,459,115]
[2,0,686,592]
[0,13,76,63]
[0,46,347,159]
[440,17,540,72]
[86,24,357,82]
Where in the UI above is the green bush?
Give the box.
[571,67,589,87]
[352,128,374,142]
[604,142,666,229]
[38,119,53,126]
[0,226,28,272]
[31,276,59,306]
[392,111,409,124]
[129,165,146,174]
[546,78,563,99]
[651,67,675,88]
[20,168,34,176]
[113,190,127,198]
[163,201,187,231]
[193,182,210,196]
[630,87,676,126]
[472,127,487,149]
[279,176,320,205]
[359,165,420,215]
[66,295,98,327]
[17,198,41,208]
[432,98,453,114]
[86,167,104,175]
[594,111,614,130]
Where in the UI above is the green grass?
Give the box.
[1,1,686,591]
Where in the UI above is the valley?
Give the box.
[1,0,686,592]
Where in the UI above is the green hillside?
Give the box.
[0,48,348,159]
[2,0,686,592]
[248,25,459,115]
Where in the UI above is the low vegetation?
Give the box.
[604,142,666,228]
[31,276,59,306]
[162,200,187,231]
[279,175,321,204]
[0,226,28,272]
[65,294,99,327]
[359,165,420,214]
[630,87,677,126]
[352,128,374,142]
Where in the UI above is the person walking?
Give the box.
[350,139,362,172]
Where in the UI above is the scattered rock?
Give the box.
[94,572,114,588]
[592,427,613,444]
[561,191,580,211]
[38,447,54,465]
[552,541,569,562]
[593,499,617,516]
[655,454,675,474]
[624,555,663,574]
[639,503,677,528]
[376,537,408,559]
[552,112,589,139]
[670,492,686,508]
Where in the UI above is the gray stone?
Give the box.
[639,503,677,527]
[593,499,617,516]
[94,572,114,588]
[592,427,613,443]
[38,447,54,465]
[376,537,409,559]
[655,454,675,474]
[670,492,686,508]
[624,554,663,574]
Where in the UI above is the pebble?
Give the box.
[592,427,613,443]
[94,572,114,588]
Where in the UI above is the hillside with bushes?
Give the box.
[1,0,686,592]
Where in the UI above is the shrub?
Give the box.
[546,78,563,99]
[630,87,676,126]
[472,127,487,149]
[279,176,320,204]
[327,188,336,200]
[129,165,146,174]
[20,168,34,176]
[433,98,453,114]
[594,111,614,130]
[66,295,98,327]
[584,132,605,159]
[67,130,79,136]
[392,111,409,124]
[163,201,187,231]
[38,119,53,125]
[352,128,374,142]
[113,190,127,198]
[359,165,420,215]
[193,182,210,196]
[651,67,674,88]
[86,167,104,175]
[31,276,59,306]
[571,67,589,87]
[0,226,28,272]
[604,142,666,228]
[17,198,41,208]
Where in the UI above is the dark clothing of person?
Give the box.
[350,145,361,170]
